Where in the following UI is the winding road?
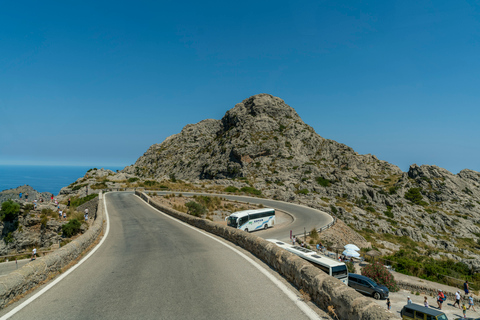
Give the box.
[0,192,332,320]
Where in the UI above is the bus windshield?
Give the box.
[331,265,348,278]
[226,216,238,228]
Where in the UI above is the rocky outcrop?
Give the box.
[118,94,480,270]
[0,185,52,205]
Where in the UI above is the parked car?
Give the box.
[347,273,389,300]
[400,303,447,320]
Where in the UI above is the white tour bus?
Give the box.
[267,239,348,285]
[226,208,275,232]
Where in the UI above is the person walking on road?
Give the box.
[464,280,469,296]
[84,208,89,221]
[31,248,36,260]
[453,291,461,309]
[437,290,445,310]
[407,296,412,304]
[424,296,429,308]
[468,295,476,312]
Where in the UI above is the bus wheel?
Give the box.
[245,228,249,233]
[264,224,268,230]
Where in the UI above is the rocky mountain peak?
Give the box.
[222,94,301,131]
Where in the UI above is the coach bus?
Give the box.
[225,208,275,232]
[267,239,348,285]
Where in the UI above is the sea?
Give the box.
[0,165,124,195]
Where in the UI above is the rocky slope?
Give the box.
[118,94,480,271]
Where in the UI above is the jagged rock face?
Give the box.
[123,93,480,268]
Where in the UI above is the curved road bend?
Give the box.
[154,191,334,241]
[0,192,320,320]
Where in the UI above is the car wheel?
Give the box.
[373,292,381,300]
[245,228,249,233]
[264,224,268,230]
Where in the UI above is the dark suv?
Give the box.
[348,273,389,300]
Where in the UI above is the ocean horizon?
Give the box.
[0,165,124,195]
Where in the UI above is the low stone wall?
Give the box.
[396,280,479,304]
[0,192,105,308]
[137,191,396,320]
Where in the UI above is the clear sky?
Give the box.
[1,1,479,174]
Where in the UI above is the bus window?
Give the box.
[331,265,348,277]
[239,216,248,226]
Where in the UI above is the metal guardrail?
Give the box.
[293,216,337,239]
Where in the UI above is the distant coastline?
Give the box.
[0,165,124,195]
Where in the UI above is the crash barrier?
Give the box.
[0,192,105,308]
[137,191,396,320]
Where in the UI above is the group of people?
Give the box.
[433,281,477,318]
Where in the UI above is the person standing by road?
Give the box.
[437,290,445,310]
[386,298,391,310]
[31,248,36,260]
[84,208,89,221]
[67,198,71,208]
[407,296,412,304]
[19,192,22,199]
[25,193,28,201]
[424,296,429,308]
[464,280,469,296]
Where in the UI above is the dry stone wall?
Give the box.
[136,191,396,320]
[0,192,105,308]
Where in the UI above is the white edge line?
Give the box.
[1,193,111,319]
[136,194,321,320]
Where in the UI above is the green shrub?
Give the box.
[316,177,331,187]
[365,206,376,213]
[330,205,338,214]
[297,189,309,195]
[310,228,318,240]
[224,186,239,193]
[405,188,426,205]
[185,201,206,217]
[72,183,87,191]
[62,219,82,237]
[169,173,176,182]
[40,214,48,227]
[345,261,355,274]
[128,177,139,183]
[70,194,98,208]
[362,261,399,292]
[240,186,261,196]
[1,200,20,221]
[384,210,394,219]
[4,232,14,244]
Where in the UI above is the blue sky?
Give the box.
[1,1,479,174]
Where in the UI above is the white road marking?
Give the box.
[0,194,110,320]
[137,195,321,320]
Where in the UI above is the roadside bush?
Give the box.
[128,177,139,183]
[224,186,239,193]
[345,261,355,274]
[362,261,399,292]
[70,194,98,208]
[1,200,20,221]
[240,186,261,196]
[72,183,87,191]
[62,219,82,237]
[185,201,206,217]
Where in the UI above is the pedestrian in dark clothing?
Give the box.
[464,281,469,295]
[67,198,71,207]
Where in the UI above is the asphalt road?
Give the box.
[0,192,321,320]
[153,191,333,241]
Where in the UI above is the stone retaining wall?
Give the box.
[137,191,396,320]
[396,280,479,304]
[0,192,105,308]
